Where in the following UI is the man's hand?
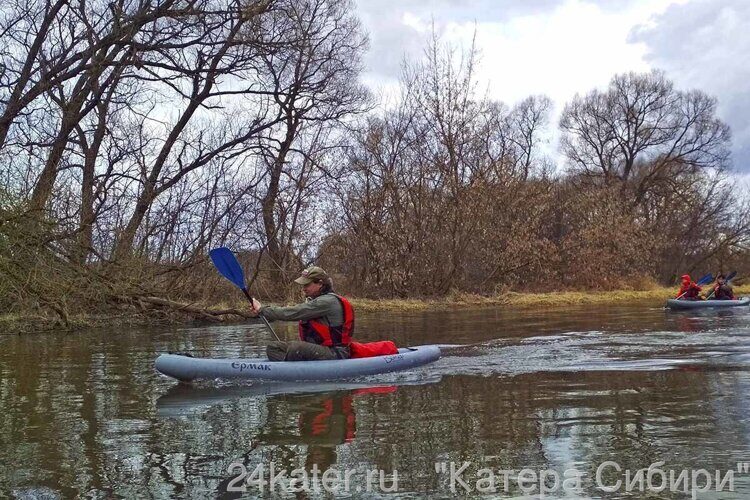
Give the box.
[250,298,262,317]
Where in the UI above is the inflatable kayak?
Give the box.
[155,345,441,382]
[666,297,750,310]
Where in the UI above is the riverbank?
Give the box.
[352,285,750,312]
[2,285,749,334]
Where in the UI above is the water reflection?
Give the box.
[211,389,373,497]
[1,304,750,497]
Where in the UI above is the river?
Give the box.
[2,302,750,498]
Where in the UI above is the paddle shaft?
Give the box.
[241,288,280,341]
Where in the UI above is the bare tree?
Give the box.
[505,95,552,180]
[560,70,731,206]
[0,0,191,156]
[560,70,744,282]
[110,0,278,260]
[326,34,555,296]
[251,0,369,284]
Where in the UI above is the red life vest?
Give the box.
[305,396,356,443]
[298,293,354,347]
[677,283,701,299]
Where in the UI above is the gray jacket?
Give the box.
[260,293,343,327]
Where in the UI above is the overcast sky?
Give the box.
[354,0,750,175]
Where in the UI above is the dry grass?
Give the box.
[351,290,665,312]
[351,284,750,312]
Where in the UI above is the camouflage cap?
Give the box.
[294,266,329,285]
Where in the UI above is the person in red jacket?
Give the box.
[676,274,703,300]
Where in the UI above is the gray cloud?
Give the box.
[354,0,568,81]
[354,0,660,82]
[354,0,750,173]
[629,0,750,172]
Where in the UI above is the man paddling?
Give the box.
[249,266,355,361]
[712,274,736,300]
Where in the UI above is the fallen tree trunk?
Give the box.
[116,295,253,322]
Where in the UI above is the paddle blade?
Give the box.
[209,247,246,290]
[697,274,714,286]
[725,271,737,282]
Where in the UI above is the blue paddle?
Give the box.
[698,273,714,285]
[209,247,280,341]
[676,273,713,300]
[704,271,737,300]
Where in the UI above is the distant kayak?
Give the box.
[155,345,441,382]
[666,297,750,310]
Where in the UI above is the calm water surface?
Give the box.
[2,302,750,498]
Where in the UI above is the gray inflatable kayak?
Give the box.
[666,297,750,310]
[155,345,441,382]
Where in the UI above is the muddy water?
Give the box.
[2,302,750,498]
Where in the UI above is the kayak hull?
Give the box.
[666,297,750,310]
[155,345,441,382]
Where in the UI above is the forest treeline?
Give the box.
[1,0,748,325]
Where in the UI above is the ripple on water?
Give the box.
[429,322,750,377]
